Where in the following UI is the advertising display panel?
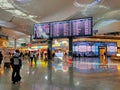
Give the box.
[33,23,50,39]
[73,41,117,57]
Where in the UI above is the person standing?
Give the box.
[0,51,3,68]
[29,51,34,65]
[33,51,38,65]
[10,50,22,84]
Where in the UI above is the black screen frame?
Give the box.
[32,17,93,39]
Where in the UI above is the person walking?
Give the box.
[29,51,34,65]
[0,51,3,68]
[10,50,22,84]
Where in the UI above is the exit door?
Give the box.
[99,47,106,65]
[99,47,106,58]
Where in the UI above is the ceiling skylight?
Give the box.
[15,0,31,3]
[73,0,101,8]
[0,0,14,9]
[93,19,119,29]
[6,9,27,17]
[0,0,38,22]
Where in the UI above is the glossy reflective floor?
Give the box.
[1,57,120,90]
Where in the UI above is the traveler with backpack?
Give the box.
[10,50,22,84]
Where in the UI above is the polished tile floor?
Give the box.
[0,57,120,90]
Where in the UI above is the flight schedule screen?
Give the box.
[33,17,92,39]
[71,18,92,37]
[50,21,70,38]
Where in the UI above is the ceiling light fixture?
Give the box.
[73,0,101,8]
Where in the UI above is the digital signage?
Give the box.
[50,21,70,38]
[105,42,117,56]
[71,17,92,37]
[33,17,92,39]
[73,41,117,57]
[33,23,50,39]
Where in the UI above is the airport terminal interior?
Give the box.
[1,0,120,90]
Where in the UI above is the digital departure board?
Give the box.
[50,21,70,38]
[71,17,92,37]
[33,17,92,39]
[33,23,50,39]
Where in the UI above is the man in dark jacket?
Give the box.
[10,50,22,84]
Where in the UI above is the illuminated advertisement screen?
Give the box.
[71,17,92,37]
[73,42,117,57]
[50,21,70,38]
[33,23,50,39]
[105,42,117,56]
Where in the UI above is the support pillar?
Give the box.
[47,38,52,64]
[68,37,73,56]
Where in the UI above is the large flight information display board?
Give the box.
[71,17,92,37]
[50,21,70,38]
[33,17,92,39]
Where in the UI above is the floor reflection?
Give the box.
[72,57,118,73]
[0,57,120,90]
[51,57,118,74]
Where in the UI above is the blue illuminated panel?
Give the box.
[73,42,117,57]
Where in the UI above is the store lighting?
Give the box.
[117,54,120,57]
